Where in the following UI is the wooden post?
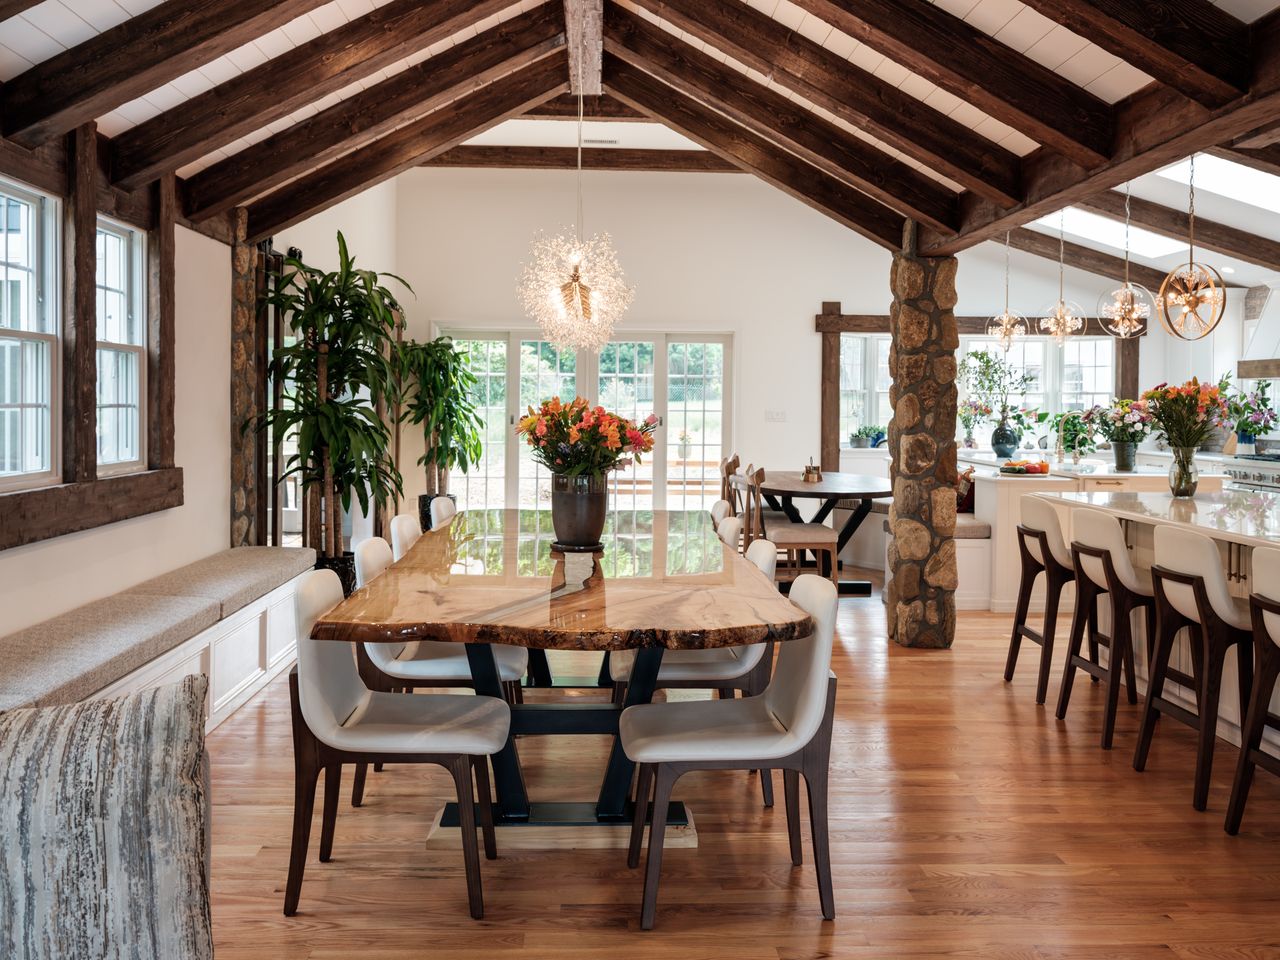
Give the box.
[147,173,177,470]
[229,207,259,546]
[819,302,841,473]
[885,222,959,649]
[62,122,97,484]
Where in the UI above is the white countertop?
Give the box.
[1036,490,1280,549]
[959,450,1228,479]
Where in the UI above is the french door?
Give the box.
[446,331,731,513]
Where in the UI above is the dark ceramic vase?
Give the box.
[991,421,1019,459]
[551,473,607,551]
[316,551,356,597]
[1113,441,1137,472]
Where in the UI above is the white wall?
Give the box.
[274,179,399,278]
[1,227,232,632]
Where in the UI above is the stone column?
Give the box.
[229,208,258,548]
[885,224,959,649]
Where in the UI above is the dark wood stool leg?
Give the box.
[319,762,341,862]
[1057,579,1094,720]
[1121,601,1140,706]
[1036,572,1065,705]
[1193,640,1229,812]
[449,755,485,920]
[1134,602,1179,772]
[1236,634,1254,728]
[640,764,677,930]
[1226,643,1280,834]
[1087,593,1102,681]
[1005,561,1038,683]
[1100,594,1131,751]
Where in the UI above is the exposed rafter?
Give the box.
[564,0,603,94]
[1212,142,1280,177]
[629,0,1021,209]
[604,6,957,232]
[922,10,1280,257]
[3,0,332,148]
[604,55,905,250]
[1014,0,1250,109]
[1008,227,1173,293]
[183,5,566,222]
[1234,118,1280,148]
[789,0,1114,168]
[522,94,646,120]
[423,145,738,172]
[110,0,512,190]
[245,55,569,243]
[0,1,44,21]
[1078,190,1280,273]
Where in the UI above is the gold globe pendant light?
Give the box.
[1158,154,1225,342]
[987,231,1028,351]
[1039,211,1085,345]
[1097,183,1152,340]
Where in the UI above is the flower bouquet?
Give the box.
[1083,398,1152,471]
[1225,379,1276,444]
[1141,379,1227,496]
[958,399,992,448]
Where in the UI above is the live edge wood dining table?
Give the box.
[310,508,811,827]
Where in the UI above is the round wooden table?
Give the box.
[311,508,811,826]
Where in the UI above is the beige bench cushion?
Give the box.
[881,515,991,539]
[125,546,315,618]
[0,595,221,712]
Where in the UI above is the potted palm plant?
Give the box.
[251,232,406,593]
[395,336,485,529]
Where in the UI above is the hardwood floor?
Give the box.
[208,578,1280,959]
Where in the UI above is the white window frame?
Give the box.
[838,333,892,448]
[0,178,60,494]
[94,216,147,477]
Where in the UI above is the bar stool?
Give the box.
[1225,545,1280,834]
[1134,526,1254,811]
[1005,496,1076,705]
[1056,507,1155,750]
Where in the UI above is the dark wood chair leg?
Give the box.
[759,768,774,808]
[717,687,735,699]
[1133,605,1178,772]
[783,768,802,867]
[611,682,627,705]
[449,755,485,920]
[640,764,677,930]
[1226,645,1280,835]
[472,756,497,861]
[1034,572,1064,705]
[1193,642,1229,812]
[1005,564,1037,683]
[319,762,341,862]
[373,762,383,773]
[1056,581,1093,720]
[804,767,835,920]
[629,763,654,869]
[351,762,368,807]
[285,671,321,917]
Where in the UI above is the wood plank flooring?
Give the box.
[208,579,1280,959]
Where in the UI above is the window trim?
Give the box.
[94,216,147,477]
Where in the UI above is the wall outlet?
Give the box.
[765,409,787,423]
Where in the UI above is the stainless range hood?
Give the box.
[1239,282,1280,379]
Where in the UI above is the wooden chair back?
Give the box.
[721,454,741,513]
[744,466,766,547]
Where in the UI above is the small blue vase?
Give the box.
[991,422,1019,459]
[1238,431,1256,445]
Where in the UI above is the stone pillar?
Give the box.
[885,224,959,649]
[229,208,258,548]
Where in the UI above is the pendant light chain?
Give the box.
[576,64,584,246]
[1003,230,1011,314]
[1123,182,1132,287]
[1187,153,1196,267]
[1058,210,1065,301]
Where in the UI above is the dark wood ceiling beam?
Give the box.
[1077,190,1280,272]
[2,0,330,147]
[564,0,603,94]
[629,0,1021,209]
[522,94,646,120]
[1014,0,1250,109]
[603,55,904,251]
[183,5,565,222]
[1008,227,1171,292]
[604,5,957,232]
[245,55,568,243]
[0,1,42,20]
[789,0,1113,168]
[921,11,1280,257]
[110,0,512,190]
[422,145,739,172]
[1234,118,1280,148]
[1212,142,1280,176]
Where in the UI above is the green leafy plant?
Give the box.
[853,424,883,439]
[396,336,485,497]
[959,349,1034,424]
[250,232,408,560]
[1050,411,1098,456]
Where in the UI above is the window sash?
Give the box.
[95,218,146,475]
[0,328,58,492]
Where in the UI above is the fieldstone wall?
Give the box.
[885,227,959,649]
[229,208,258,548]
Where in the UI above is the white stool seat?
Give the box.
[1154,525,1251,630]
[621,690,788,763]
[609,644,764,683]
[376,641,528,683]
[326,688,510,755]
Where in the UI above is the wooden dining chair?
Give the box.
[748,468,839,586]
[719,456,738,510]
[621,574,840,929]
[286,569,508,919]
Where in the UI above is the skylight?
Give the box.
[1031,206,1185,259]
[1157,154,1280,213]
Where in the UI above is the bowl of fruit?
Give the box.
[999,459,1052,476]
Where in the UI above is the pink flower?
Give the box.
[644,413,658,426]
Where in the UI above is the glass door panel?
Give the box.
[450,338,508,511]
[598,340,657,513]
[517,339,576,508]
[666,340,725,512]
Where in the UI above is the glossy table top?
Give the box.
[1039,491,1280,549]
[733,470,892,499]
[312,509,812,650]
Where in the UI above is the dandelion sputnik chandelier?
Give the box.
[1039,211,1084,345]
[517,79,633,351]
[987,231,1027,351]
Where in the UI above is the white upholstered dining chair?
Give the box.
[286,569,509,920]
[716,515,743,551]
[430,496,458,529]
[389,512,422,561]
[709,499,732,526]
[621,573,839,929]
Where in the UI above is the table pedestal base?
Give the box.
[428,801,696,851]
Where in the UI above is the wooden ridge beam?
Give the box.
[3,0,330,147]
[110,0,512,190]
[1015,0,1250,109]
[522,94,645,120]
[564,0,603,95]
[1212,142,1280,177]
[788,0,1113,168]
[604,5,958,232]
[921,11,1280,257]
[183,5,566,222]
[1007,227,1170,292]
[815,311,1137,338]
[245,55,569,243]
[1234,118,1280,148]
[422,145,739,172]
[0,1,42,20]
[603,55,904,250]
[1078,190,1280,273]
[629,0,1021,209]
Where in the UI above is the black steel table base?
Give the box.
[766,492,879,596]
[439,800,688,829]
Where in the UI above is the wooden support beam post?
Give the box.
[230,209,259,547]
[885,223,958,650]
[820,308,841,473]
[147,173,177,470]
[63,123,97,484]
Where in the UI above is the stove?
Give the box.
[1224,454,1280,492]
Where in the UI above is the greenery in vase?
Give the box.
[1050,411,1099,455]
[396,336,484,498]
[517,396,657,478]
[251,232,406,559]
[959,349,1034,424]
[1224,379,1277,436]
[1141,378,1228,450]
[853,424,883,440]
[1006,407,1046,439]
[1082,398,1153,444]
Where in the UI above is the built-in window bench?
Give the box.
[871,502,993,611]
[0,547,314,732]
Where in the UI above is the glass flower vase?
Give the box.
[1168,446,1199,498]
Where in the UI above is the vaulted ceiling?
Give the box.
[2,0,1279,287]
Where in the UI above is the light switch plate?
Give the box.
[765,409,787,423]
